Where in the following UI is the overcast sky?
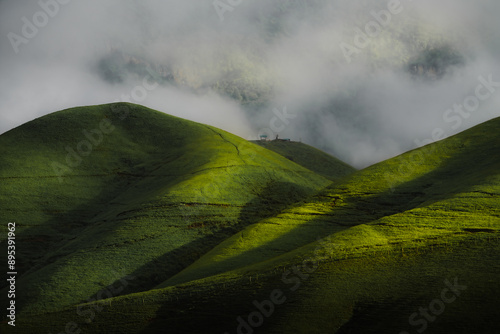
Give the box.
[1,0,500,167]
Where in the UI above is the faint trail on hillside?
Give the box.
[203,126,244,162]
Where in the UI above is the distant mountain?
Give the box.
[1,104,498,334]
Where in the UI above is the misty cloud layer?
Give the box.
[1,0,500,167]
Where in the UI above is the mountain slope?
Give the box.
[147,116,498,333]
[155,116,500,290]
[251,140,356,180]
[2,109,499,334]
[0,102,336,314]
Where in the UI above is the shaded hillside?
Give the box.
[251,139,356,180]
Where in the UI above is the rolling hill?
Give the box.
[0,102,354,316]
[1,104,499,334]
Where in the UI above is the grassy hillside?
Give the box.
[1,108,499,334]
[0,103,334,316]
[251,140,356,180]
[154,116,500,291]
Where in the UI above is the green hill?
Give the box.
[1,106,499,334]
[0,103,337,315]
[251,140,356,180]
[155,117,500,292]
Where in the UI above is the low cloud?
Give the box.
[1,0,499,167]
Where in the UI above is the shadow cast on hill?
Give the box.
[135,138,500,333]
[102,181,319,294]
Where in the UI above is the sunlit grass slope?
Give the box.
[0,102,334,315]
